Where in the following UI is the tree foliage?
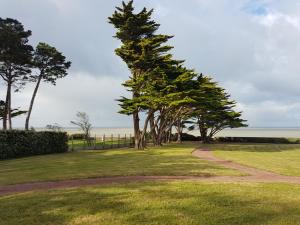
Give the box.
[0,100,27,121]
[0,18,33,129]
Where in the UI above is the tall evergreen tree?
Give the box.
[25,42,71,130]
[109,1,176,149]
[0,18,33,129]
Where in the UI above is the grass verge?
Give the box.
[0,143,241,185]
[210,143,300,176]
[1,181,300,225]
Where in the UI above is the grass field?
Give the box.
[1,181,300,225]
[211,143,300,176]
[0,143,241,185]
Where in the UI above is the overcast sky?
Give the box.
[1,0,300,128]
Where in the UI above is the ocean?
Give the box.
[57,127,300,138]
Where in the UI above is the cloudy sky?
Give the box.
[1,0,300,128]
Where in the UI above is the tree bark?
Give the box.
[8,88,12,129]
[149,114,158,145]
[176,120,182,143]
[133,111,141,149]
[25,76,42,130]
[3,80,11,130]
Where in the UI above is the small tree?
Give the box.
[71,112,92,146]
[0,100,27,122]
[25,42,71,130]
[46,123,64,132]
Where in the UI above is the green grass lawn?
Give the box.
[1,181,300,225]
[0,143,241,185]
[210,143,300,176]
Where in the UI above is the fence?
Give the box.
[69,134,134,151]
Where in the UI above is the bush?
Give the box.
[69,133,85,140]
[0,130,68,160]
[171,133,201,142]
[216,137,300,144]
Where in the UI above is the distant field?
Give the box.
[1,182,300,225]
[0,143,241,185]
[211,143,300,176]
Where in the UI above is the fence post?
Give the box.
[118,134,120,148]
[129,134,132,147]
[125,134,127,148]
[111,134,113,149]
[103,134,105,150]
[71,135,74,151]
[94,134,96,150]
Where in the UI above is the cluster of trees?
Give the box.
[0,18,71,130]
[109,1,247,149]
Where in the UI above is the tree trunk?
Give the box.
[177,132,182,143]
[3,81,12,130]
[176,120,182,143]
[200,127,210,144]
[150,113,160,145]
[133,111,141,149]
[25,76,42,130]
[8,89,12,129]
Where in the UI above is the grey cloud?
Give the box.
[1,0,300,127]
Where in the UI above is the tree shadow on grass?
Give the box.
[1,182,300,225]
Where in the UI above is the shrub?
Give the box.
[0,130,68,160]
[69,133,85,140]
[216,137,300,144]
[171,133,201,142]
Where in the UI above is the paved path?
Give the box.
[1,148,300,196]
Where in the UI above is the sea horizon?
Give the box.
[22,127,300,138]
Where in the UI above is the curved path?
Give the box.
[1,148,300,196]
[192,149,300,184]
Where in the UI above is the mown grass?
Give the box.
[210,143,300,176]
[0,143,241,185]
[1,182,300,225]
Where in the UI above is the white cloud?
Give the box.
[1,0,300,128]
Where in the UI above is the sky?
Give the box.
[1,0,300,128]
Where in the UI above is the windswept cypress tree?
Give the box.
[188,75,247,143]
[110,1,247,146]
[109,1,176,149]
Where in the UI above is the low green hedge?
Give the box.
[216,137,300,144]
[0,130,68,160]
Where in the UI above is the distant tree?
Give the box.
[71,112,92,146]
[46,123,64,132]
[25,42,71,130]
[0,18,33,129]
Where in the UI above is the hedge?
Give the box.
[171,133,201,141]
[216,137,300,144]
[0,130,68,160]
